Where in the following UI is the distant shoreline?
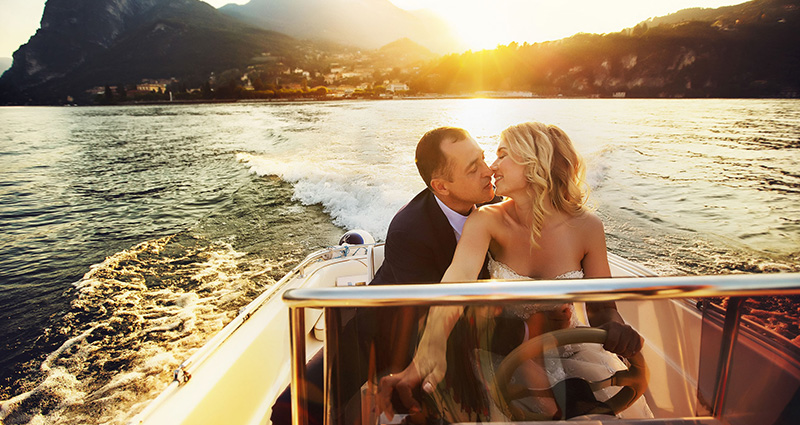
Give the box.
[4,94,798,107]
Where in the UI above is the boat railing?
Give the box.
[137,243,377,418]
[283,272,800,425]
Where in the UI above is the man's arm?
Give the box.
[378,211,494,420]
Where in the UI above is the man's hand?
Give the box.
[378,355,446,423]
[597,320,643,358]
[378,363,425,423]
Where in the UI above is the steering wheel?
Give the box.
[491,328,648,420]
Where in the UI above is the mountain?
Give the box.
[2,0,161,93]
[373,38,437,68]
[0,58,11,74]
[638,0,788,28]
[409,0,800,98]
[0,0,298,105]
[218,0,464,54]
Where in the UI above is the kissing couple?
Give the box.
[373,123,653,422]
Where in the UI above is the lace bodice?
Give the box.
[487,255,583,322]
[488,256,584,281]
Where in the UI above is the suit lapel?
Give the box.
[422,190,458,272]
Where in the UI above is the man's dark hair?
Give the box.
[415,127,470,190]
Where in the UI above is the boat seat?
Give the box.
[313,312,325,341]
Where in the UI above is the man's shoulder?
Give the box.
[389,189,438,228]
[372,189,453,285]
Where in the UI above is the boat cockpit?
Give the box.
[130,238,800,425]
[283,243,800,425]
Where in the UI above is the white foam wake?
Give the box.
[237,152,421,240]
[0,234,291,425]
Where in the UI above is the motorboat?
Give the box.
[130,231,800,425]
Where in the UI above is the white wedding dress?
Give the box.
[486,255,654,420]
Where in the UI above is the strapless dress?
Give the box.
[487,255,584,328]
[482,255,654,420]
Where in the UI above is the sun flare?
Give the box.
[390,0,752,51]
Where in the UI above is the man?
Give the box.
[347,127,501,423]
[372,126,497,286]
[271,127,497,424]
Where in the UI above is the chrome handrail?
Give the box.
[284,272,800,308]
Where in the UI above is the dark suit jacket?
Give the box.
[365,189,492,374]
[371,188,490,285]
[329,190,503,420]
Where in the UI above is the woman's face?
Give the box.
[491,140,527,197]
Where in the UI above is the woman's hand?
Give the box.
[597,320,643,358]
[587,301,643,358]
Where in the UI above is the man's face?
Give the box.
[435,137,495,213]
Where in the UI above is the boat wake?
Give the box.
[237,152,413,241]
[0,233,290,424]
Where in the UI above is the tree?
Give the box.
[116,83,127,101]
[104,84,114,104]
[311,86,328,97]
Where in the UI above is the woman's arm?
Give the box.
[378,210,495,419]
[415,210,495,383]
[580,212,611,279]
[581,212,643,357]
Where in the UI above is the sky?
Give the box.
[1,0,747,65]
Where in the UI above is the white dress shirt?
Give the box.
[434,195,474,242]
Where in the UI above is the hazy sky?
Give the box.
[391,0,748,50]
[1,0,746,62]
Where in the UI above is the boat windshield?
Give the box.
[285,274,800,425]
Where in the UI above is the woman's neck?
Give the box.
[510,192,554,228]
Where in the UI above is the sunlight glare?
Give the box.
[390,0,751,50]
[446,99,510,157]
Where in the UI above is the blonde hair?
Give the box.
[500,122,588,247]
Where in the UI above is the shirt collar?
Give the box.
[434,195,474,242]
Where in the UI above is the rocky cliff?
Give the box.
[409,0,800,98]
[5,0,161,91]
[0,0,297,104]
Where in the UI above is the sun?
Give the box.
[391,0,517,50]
[389,0,594,51]
[389,0,753,52]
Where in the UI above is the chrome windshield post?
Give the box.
[367,245,375,281]
[289,306,308,425]
[711,296,745,418]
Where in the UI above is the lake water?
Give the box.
[0,99,798,424]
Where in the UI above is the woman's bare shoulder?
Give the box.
[474,198,512,218]
[570,210,605,234]
[466,199,509,228]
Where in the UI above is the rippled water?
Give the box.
[0,99,798,424]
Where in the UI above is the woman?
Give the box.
[380,122,650,422]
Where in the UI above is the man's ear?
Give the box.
[430,178,449,196]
